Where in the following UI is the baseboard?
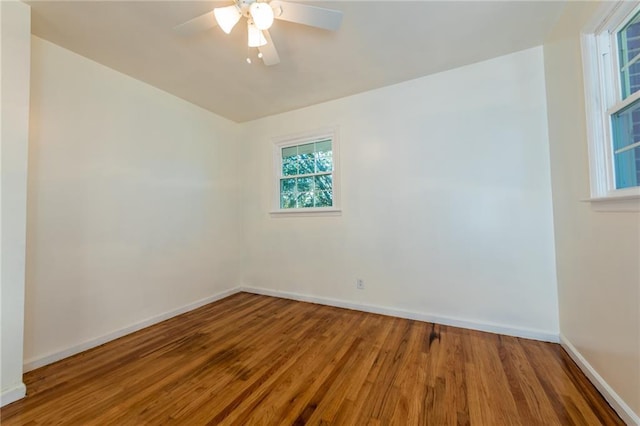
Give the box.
[22,284,559,371]
[240,286,559,343]
[1,382,26,407]
[560,334,639,426]
[23,287,242,372]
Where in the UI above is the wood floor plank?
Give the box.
[1,293,625,425]
[305,314,386,424]
[500,336,561,425]
[465,332,523,426]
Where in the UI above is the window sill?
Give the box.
[269,208,342,217]
[582,193,640,212]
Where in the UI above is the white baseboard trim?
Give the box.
[23,287,241,372]
[1,382,26,407]
[240,286,559,343]
[560,334,639,426]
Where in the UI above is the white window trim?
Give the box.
[581,1,640,211]
[270,126,341,216]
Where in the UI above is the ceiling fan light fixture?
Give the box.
[247,21,267,47]
[214,5,242,34]
[249,2,274,30]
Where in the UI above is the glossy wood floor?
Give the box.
[2,293,623,425]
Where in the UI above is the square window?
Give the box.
[272,131,339,212]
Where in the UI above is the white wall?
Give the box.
[0,0,31,406]
[24,37,241,368]
[240,47,560,340]
[543,2,640,423]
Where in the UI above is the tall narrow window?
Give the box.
[272,129,340,213]
[582,3,640,208]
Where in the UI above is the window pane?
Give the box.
[298,157,315,174]
[614,147,640,188]
[282,156,298,176]
[611,99,640,188]
[316,151,333,172]
[282,146,297,159]
[611,100,640,152]
[314,174,332,191]
[281,191,296,209]
[298,143,314,156]
[297,176,313,192]
[297,191,314,208]
[618,10,640,98]
[280,178,295,192]
[315,139,332,153]
[314,190,333,207]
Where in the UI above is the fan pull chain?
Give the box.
[246,47,262,64]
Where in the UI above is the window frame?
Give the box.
[582,1,640,211]
[270,127,341,216]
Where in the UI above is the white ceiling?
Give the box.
[27,1,566,122]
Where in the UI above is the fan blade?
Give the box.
[174,11,218,36]
[259,30,280,66]
[270,0,342,31]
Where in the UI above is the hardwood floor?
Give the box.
[1,292,623,425]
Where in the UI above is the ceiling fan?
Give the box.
[174,0,343,66]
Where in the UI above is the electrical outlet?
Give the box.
[356,279,365,290]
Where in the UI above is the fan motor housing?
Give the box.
[237,0,257,17]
